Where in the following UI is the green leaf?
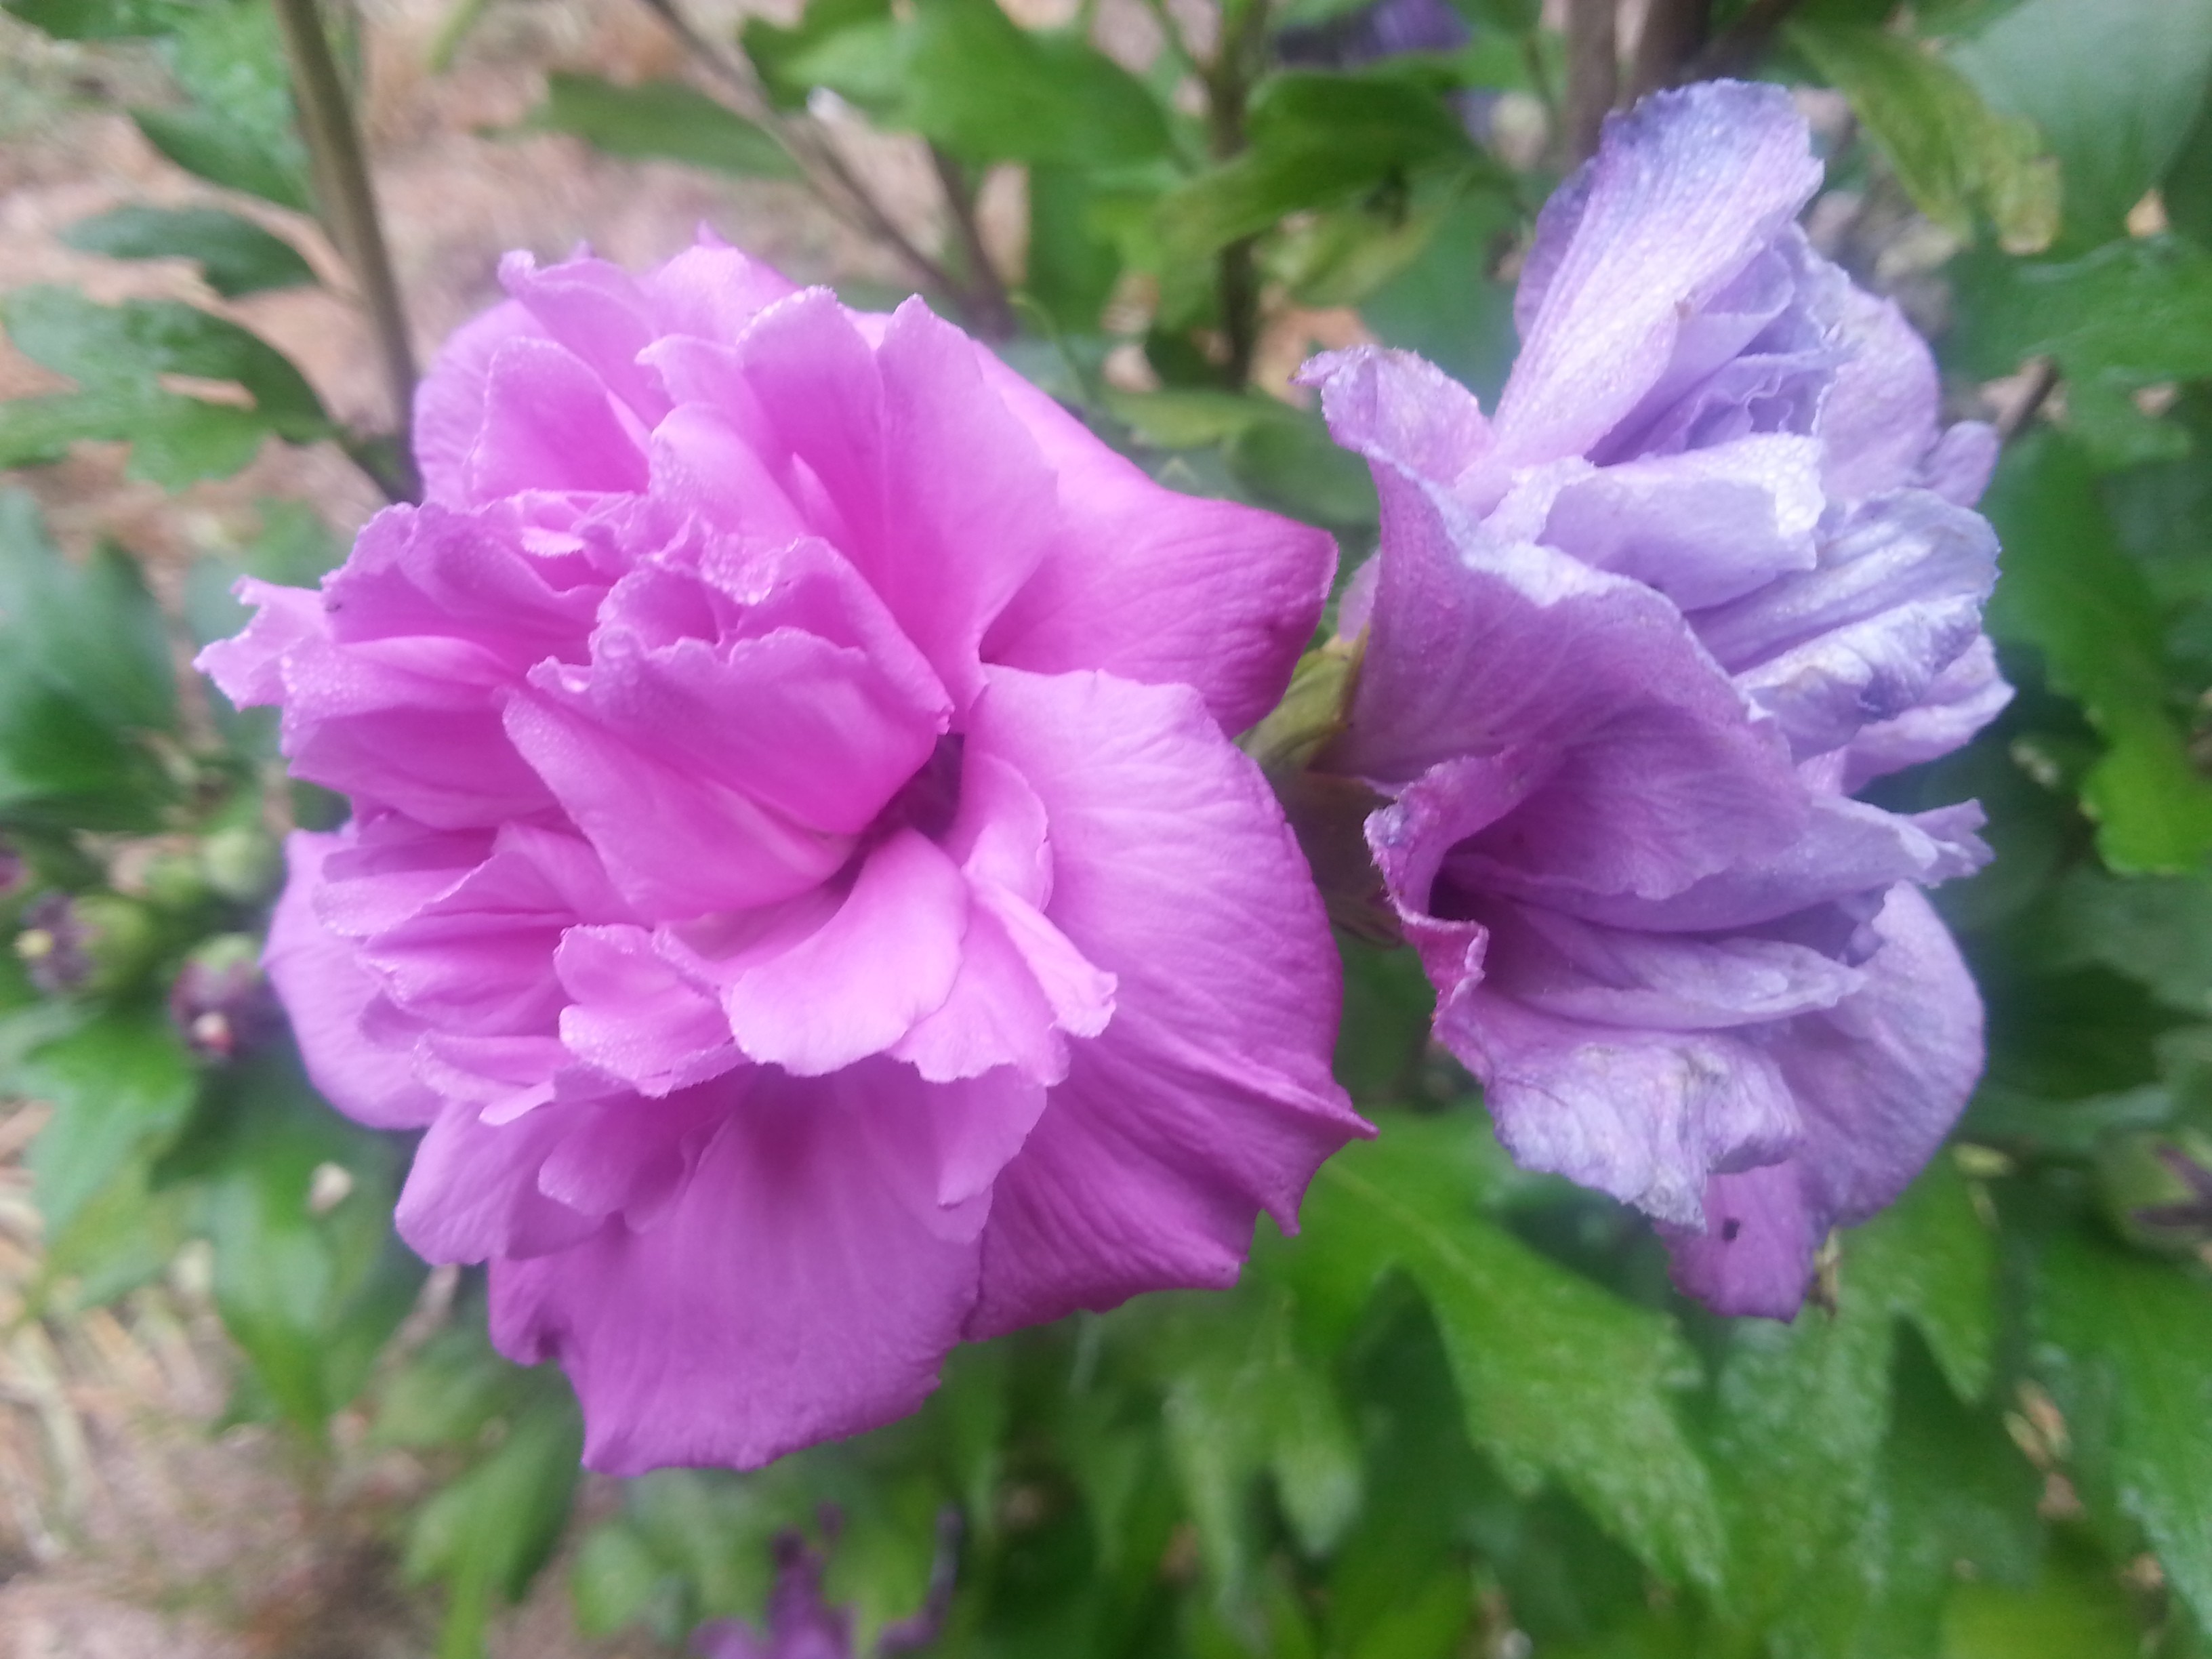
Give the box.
[1357,182,1521,403]
[38,1156,191,1311]
[2035,1225,2212,1627]
[522,74,799,180]
[0,287,332,487]
[1951,239,2212,459]
[742,0,905,115]
[19,1004,198,1235]
[1788,20,2056,249]
[373,1318,537,1452]
[2,0,192,37]
[1982,432,2212,873]
[2041,867,2212,1016]
[0,491,177,737]
[64,206,316,298]
[1292,1115,1725,1588]
[902,0,1174,167]
[1158,73,1482,259]
[129,107,312,213]
[1942,1535,2142,1658]
[404,1385,584,1659]
[570,1519,670,1639]
[1852,1157,2001,1404]
[190,1055,421,1432]
[1952,0,2212,245]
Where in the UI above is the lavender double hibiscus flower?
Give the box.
[201,77,2001,1470]
[1309,80,2003,1315]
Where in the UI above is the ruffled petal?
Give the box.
[489,1064,985,1474]
[960,668,1366,1336]
[263,832,441,1130]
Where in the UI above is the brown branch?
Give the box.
[1629,0,1710,100]
[1997,357,2060,443]
[928,146,1017,340]
[1564,0,1620,163]
[1206,0,1273,386]
[270,0,420,500]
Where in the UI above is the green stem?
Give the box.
[1207,0,1272,387]
[270,0,420,501]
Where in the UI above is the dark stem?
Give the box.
[630,0,981,321]
[928,145,1017,340]
[1997,357,2060,442]
[1207,0,1271,386]
[270,0,421,501]
[1689,0,1808,81]
[1564,0,1619,163]
[1629,0,1710,98]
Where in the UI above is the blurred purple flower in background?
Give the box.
[1305,81,2004,1317]
[692,1515,954,1659]
[201,239,1364,1472]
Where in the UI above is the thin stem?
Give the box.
[1629,0,1708,99]
[270,0,420,501]
[1563,0,1619,163]
[1998,357,2059,443]
[928,146,1017,339]
[628,0,980,320]
[1206,0,1271,386]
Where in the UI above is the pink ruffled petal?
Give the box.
[959,668,1365,1336]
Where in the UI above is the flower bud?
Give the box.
[2100,1131,2212,1253]
[14,893,159,996]
[167,933,274,1061]
[200,825,280,903]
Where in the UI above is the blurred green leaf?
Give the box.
[1952,237,2212,396]
[375,1318,538,1452]
[39,1156,191,1311]
[188,1055,421,1432]
[1158,72,1483,259]
[0,287,333,488]
[1983,432,2212,872]
[128,107,312,213]
[2,0,190,35]
[742,0,904,115]
[405,1384,584,1659]
[570,1519,670,1639]
[1788,20,2057,250]
[20,1004,197,1235]
[2034,1225,2212,1628]
[1942,1536,2140,1658]
[1357,182,1520,403]
[1952,0,2212,245]
[64,206,316,298]
[1294,1116,1724,1589]
[2041,867,2212,1016]
[523,73,799,180]
[903,0,1174,167]
[0,491,176,738]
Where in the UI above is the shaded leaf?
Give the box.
[2034,1225,2212,1628]
[523,73,799,180]
[1292,1115,1725,1588]
[1952,0,2212,245]
[1982,432,2212,872]
[129,106,312,213]
[1790,20,2056,249]
[3,0,190,35]
[743,0,905,115]
[20,1004,197,1235]
[64,205,316,298]
[903,0,1172,166]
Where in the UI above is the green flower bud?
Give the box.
[13,893,159,996]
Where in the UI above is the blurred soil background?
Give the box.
[0,3,913,1651]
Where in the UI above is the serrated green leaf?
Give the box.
[1982,432,2212,872]
[1952,0,2212,245]
[20,1004,197,1235]
[521,73,798,180]
[0,491,176,737]
[1790,20,2057,249]
[901,0,1173,167]
[129,106,312,213]
[64,206,316,298]
[0,288,332,487]
[2035,1226,2212,1627]
[1296,1116,1724,1588]
[1853,1158,2001,1404]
